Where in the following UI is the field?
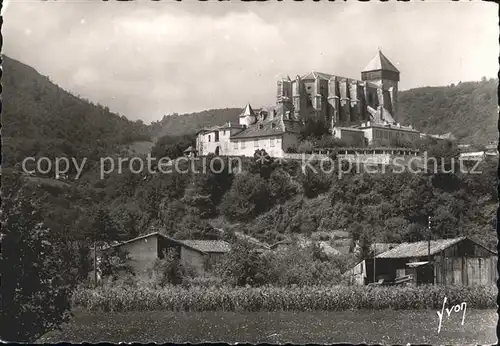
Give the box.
[38,309,497,344]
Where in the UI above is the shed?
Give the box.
[96,232,208,280]
[181,240,231,269]
[346,237,497,286]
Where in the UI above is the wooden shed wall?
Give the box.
[434,255,497,286]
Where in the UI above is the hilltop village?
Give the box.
[196,51,422,158]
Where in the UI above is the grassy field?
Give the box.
[38,309,497,344]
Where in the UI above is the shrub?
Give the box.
[1,175,77,342]
[152,249,185,287]
[298,140,314,154]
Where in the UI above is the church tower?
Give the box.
[361,50,400,116]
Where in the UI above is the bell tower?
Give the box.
[361,50,400,116]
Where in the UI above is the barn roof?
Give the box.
[102,232,208,255]
[181,240,231,253]
[375,237,496,259]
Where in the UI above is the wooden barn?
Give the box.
[346,237,497,286]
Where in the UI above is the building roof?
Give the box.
[426,132,457,141]
[233,231,271,249]
[230,114,302,140]
[371,243,399,256]
[358,121,419,133]
[197,122,245,134]
[183,145,195,153]
[103,232,208,255]
[240,104,256,117]
[375,237,496,259]
[363,50,400,73]
[181,240,231,253]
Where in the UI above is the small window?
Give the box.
[254,139,259,148]
[208,135,211,142]
[215,132,220,142]
[259,124,264,129]
[234,141,238,149]
[271,122,276,129]
[270,138,275,147]
[241,141,246,149]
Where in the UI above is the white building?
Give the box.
[357,121,420,145]
[196,104,302,158]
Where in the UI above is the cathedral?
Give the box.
[276,50,400,128]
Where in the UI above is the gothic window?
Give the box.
[307,94,313,107]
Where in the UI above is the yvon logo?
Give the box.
[436,296,467,334]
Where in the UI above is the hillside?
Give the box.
[2,55,151,167]
[149,79,498,145]
[397,78,498,145]
[150,108,242,139]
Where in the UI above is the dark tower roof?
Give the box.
[362,50,400,73]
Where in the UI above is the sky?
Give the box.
[3,0,498,124]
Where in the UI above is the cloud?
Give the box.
[3,1,498,123]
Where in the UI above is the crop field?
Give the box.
[39,309,497,344]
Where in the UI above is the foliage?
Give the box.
[397,78,497,145]
[2,56,151,169]
[219,172,270,222]
[216,241,270,287]
[152,249,186,287]
[150,108,242,138]
[99,248,134,281]
[0,174,78,342]
[298,140,315,154]
[150,133,195,160]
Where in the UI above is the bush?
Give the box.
[219,173,270,222]
[298,140,314,154]
[152,249,185,287]
[215,240,271,287]
[1,175,78,342]
[72,284,497,312]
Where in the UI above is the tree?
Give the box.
[153,249,185,286]
[217,240,270,287]
[1,174,77,342]
[219,172,270,221]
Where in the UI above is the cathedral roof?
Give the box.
[362,50,400,73]
[301,71,335,80]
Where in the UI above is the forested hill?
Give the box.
[150,108,242,138]
[2,55,151,166]
[397,78,498,145]
[150,79,498,145]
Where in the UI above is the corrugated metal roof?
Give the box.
[376,237,467,258]
[180,240,231,253]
